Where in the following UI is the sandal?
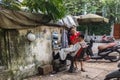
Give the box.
[81,68,86,72]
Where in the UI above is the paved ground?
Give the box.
[25,60,119,80]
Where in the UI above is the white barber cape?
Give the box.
[59,40,88,60]
[59,42,81,60]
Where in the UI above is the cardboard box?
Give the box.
[38,64,53,75]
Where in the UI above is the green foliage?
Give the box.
[64,0,120,35]
[64,0,120,23]
[22,0,66,21]
[101,0,120,23]
[77,23,111,35]
[0,0,66,21]
[64,0,102,15]
[0,0,21,10]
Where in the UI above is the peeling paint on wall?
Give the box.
[0,25,64,79]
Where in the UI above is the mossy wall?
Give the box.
[0,25,63,80]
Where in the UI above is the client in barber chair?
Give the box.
[53,33,88,73]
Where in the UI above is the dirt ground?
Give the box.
[24,42,120,80]
[24,60,119,80]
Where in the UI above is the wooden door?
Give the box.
[114,24,120,39]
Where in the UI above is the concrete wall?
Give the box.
[0,25,63,80]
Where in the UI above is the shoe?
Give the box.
[68,69,73,73]
[68,68,77,73]
[51,71,57,74]
[75,68,79,72]
[85,56,90,60]
[81,68,86,72]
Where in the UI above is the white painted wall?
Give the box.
[19,26,63,66]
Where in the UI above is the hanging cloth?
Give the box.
[61,29,69,48]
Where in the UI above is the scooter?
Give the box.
[101,36,115,43]
[87,39,120,62]
[104,63,120,80]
